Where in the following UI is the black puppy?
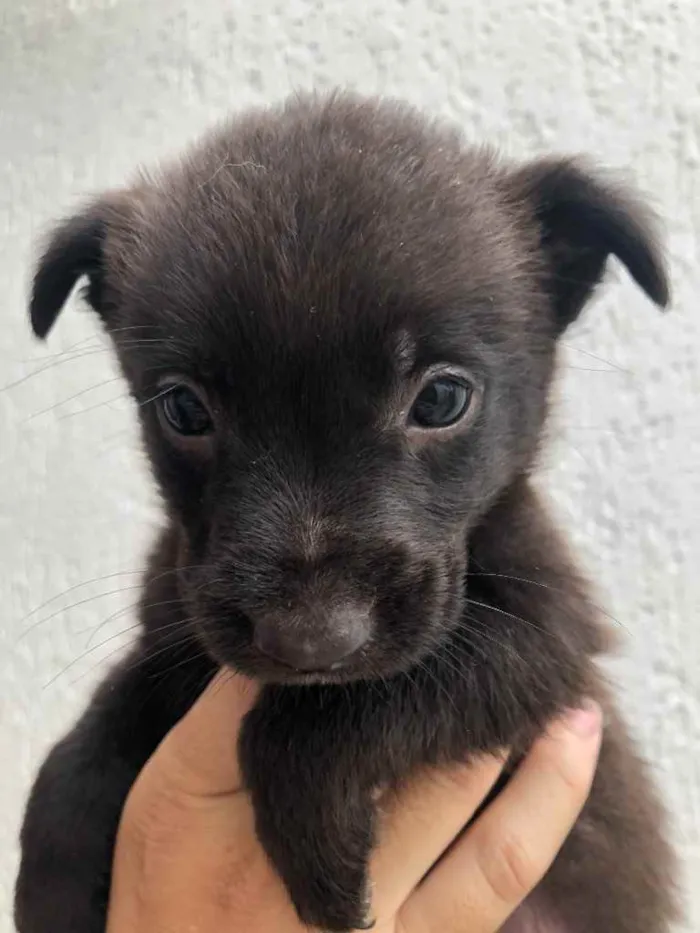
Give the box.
[16,91,678,933]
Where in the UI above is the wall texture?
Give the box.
[1,0,698,929]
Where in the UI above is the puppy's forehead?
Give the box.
[115,96,531,369]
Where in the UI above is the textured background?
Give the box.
[1,1,698,929]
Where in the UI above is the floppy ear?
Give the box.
[29,198,120,339]
[513,158,670,332]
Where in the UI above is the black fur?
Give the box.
[16,91,678,933]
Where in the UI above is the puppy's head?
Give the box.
[29,92,668,684]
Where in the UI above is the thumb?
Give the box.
[107,674,268,932]
[145,669,258,798]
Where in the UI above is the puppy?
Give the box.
[16,91,678,933]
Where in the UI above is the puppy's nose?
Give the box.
[252,603,372,671]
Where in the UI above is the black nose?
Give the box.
[252,603,372,671]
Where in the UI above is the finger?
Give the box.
[370,752,506,917]
[109,768,302,933]
[401,702,602,933]
[140,669,258,799]
[114,669,257,872]
[108,672,286,932]
[160,668,258,795]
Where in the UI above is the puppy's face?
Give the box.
[30,93,668,684]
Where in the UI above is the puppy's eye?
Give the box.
[159,384,213,436]
[409,377,473,429]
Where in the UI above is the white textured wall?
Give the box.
[1,1,698,929]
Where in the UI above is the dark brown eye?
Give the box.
[410,377,473,428]
[159,384,213,436]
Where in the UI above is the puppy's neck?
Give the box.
[466,475,611,658]
[468,476,581,584]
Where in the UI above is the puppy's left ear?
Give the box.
[29,194,130,339]
[512,158,670,332]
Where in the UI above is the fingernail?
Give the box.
[562,700,602,737]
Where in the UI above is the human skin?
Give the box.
[106,672,602,933]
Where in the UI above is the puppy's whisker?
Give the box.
[20,336,103,365]
[78,619,145,649]
[44,633,138,691]
[434,638,474,673]
[17,563,211,638]
[1,347,118,395]
[136,630,216,680]
[464,596,556,640]
[19,569,146,623]
[106,324,161,336]
[453,619,511,658]
[56,393,130,422]
[24,377,124,423]
[138,385,180,408]
[18,586,145,643]
[466,570,626,630]
[21,563,210,622]
[11,339,169,396]
[558,341,627,373]
[557,363,628,375]
[414,656,465,717]
[66,627,204,691]
[87,612,199,657]
[82,596,186,648]
[112,337,171,347]
[47,616,202,690]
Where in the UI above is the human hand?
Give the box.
[106,672,602,933]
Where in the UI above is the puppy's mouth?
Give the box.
[250,649,365,685]
[227,650,371,686]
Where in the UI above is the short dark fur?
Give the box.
[16,91,678,933]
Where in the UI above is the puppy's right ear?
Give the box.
[30,198,122,339]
